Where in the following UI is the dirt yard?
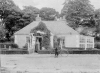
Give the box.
[1,54,100,73]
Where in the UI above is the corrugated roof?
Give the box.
[14,21,79,35]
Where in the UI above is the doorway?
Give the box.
[35,37,43,52]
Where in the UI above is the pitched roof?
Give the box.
[14,21,79,35]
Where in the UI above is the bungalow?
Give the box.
[14,15,94,53]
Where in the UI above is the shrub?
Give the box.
[38,49,100,54]
[23,43,28,49]
[95,42,100,49]
[11,44,18,48]
[0,38,7,43]
[1,50,28,54]
[0,43,18,49]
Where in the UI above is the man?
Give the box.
[55,48,59,57]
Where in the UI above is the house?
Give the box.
[14,15,94,53]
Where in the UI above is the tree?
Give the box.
[0,0,23,41]
[40,7,59,21]
[0,0,15,22]
[0,25,6,40]
[61,0,94,28]
[22,6,39,26]
[23,6,39,14]
[93,9,100,40]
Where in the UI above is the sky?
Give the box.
[12,0,100,13]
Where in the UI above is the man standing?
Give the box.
[55,47,59,57]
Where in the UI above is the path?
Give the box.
[1,54,100,73]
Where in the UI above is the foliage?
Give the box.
[23,6,39,14]
[38,49,100,54]
[0,25,6,40]
[39,7,59,21]
[94,9,100,19]
[42,33,50,49]
[23,43,28,49]
[95,42,100,49]
[0,0,15,20]
[61,0,94,28]
[94,9,100,38]
[31,22,50,33]
[22,6,40,26]
[11,43,18,48]
[31,22,50,49]
[1,50,28,54]
[0,0,23,41]
[0,43,18,48]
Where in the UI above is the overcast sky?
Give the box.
[12,0,100,13]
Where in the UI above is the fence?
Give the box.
[0,49,28,54]
[0,43,28,54]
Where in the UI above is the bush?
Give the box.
[1,50,28,54]
[11,44,18,48]
[0,38,7,43]
[95,42,100,49]
[38,49,100,54]
[0,43,18,48]
[23,43,28,49]
[63,47,85,50]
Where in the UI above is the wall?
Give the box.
[65,35,79,48]
[65,35,94,49]
[14,34,29,48]
[78,35,94,49]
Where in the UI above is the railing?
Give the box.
[0,43,28,54]
[0,49,28,54]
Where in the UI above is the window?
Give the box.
[61,37,65,47]
[62,38,65,46]
[87,39,93,43]
[79,36,94,48]
[80,37,85,43]
[58,37,65,47]
[26,37,30,43]
[79,44,85,48]
[87,44,93,48]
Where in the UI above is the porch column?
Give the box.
[28,35,32,53]
[30,34,32,48]
[85,37,87,50]
[32,35,36,50]
[50,34,54,48]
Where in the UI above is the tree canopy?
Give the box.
[0,25,6,40]
[0,0,23,41]
[39,7,59,21]
[0,0,59,42]
[61,0,94,28]
[21,6,40,26]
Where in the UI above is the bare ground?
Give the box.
[1,54,100,73]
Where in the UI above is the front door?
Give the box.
[38,37,42,50]
[35,37,42,52]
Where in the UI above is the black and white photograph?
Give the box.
[0,0,100,73]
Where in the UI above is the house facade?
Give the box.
[14,16,94,53]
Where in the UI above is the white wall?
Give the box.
[65,35,79,48]
[14,34,29,48]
